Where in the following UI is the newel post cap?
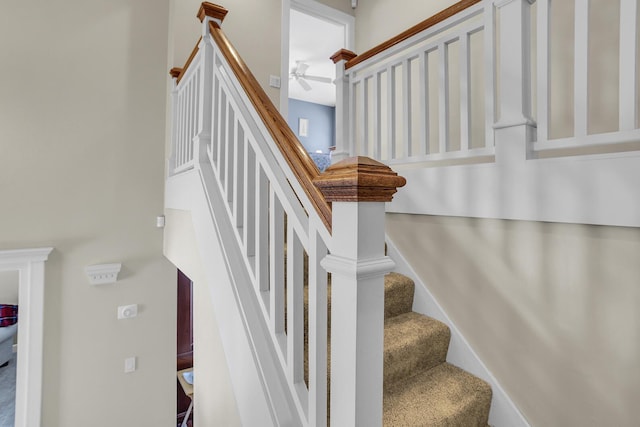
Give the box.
[197,2,228,23]
[330,49,358,64]
[313,156,406,202]
[169,67,182,79]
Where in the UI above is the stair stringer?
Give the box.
[165,167,302,427]
[385,235,530,427]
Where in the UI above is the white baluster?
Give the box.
[438,41,450,154]
[307,223,328,426]
[270,188,286,355]
[574,0,589,138]
[536,0,550,143]
[619,0,638,131]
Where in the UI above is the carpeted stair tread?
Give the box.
[384,312,450,390]
[383,362,492,427]
[384,272,415,318]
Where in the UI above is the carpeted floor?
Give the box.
[0,352,17,427]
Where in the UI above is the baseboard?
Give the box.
[386,236,530,427]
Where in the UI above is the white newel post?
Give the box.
[196,3,228,167]
[331,50,358,164]
[493,0,536,162]
[314,157,406,427]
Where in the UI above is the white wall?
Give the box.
[387,214,640,426]
[0,0,176,425]
[354,0,457,52]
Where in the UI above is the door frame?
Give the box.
[280,0,355,118]
[0,247,52,427]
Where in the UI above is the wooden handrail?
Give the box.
[345,0,482,70]
[207,21,333,231]
[171,37,202,83]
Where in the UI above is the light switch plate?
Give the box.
[124,356,136,373]
[269,75,281,88]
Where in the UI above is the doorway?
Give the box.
[0,247,53,427]
[280,0,355,118]
[0,270,19,426]
[176,269,193,427]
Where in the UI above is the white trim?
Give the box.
[0,247,53,427]
[385,238,530,427]
[280,0,356,115]
[389,150,640,228]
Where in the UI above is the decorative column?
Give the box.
[493,0,536,162]
[195,2,228,166]
[331,49,358,164]
[314,157,406,427]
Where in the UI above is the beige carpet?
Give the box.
[303,271,493,426]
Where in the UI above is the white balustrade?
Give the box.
[534,0,640,151]
[170,53,203,174]
[338,0,495,165]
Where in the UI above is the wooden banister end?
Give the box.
[169,67,183,79]
[313,156,406,202]
[198,2,228,23]
[330,49,358,64]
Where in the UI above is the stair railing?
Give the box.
[168,3,405,426]
[332,0,640,228]
[333,0,640,165]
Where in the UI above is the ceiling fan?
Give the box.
[290,61,333,91]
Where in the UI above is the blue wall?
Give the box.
[287,99,335,154]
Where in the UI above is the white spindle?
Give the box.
[187,79,193,161]
[243,141,256,260]
[256,167,269,295]
[286,224,304,386]
[348,77,356,156]
[537,0,550,143]
[234,127,245,228]
[219,98,228,184]
[619,0,638,131]
[460,33,471,152]
[213,72,222,164]
[373,72,381,160]
[308,225,328,426]
[387,66,396,160]
[359,80,368,156]
[177,92,183,167]
[419,50,429,155]
[226,111,236,202]
[210,77,219,159]
[403,58,412,158]
[484,2,495,148]
[269,189,285,348]
[438,42,449,154]
[574,0,589,138]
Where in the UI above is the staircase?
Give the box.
[167,2,498,425]
[382,272,492,426]
[304,270,492,426]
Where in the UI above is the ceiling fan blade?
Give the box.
[297,78,312,91]
[303,75,333,84]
